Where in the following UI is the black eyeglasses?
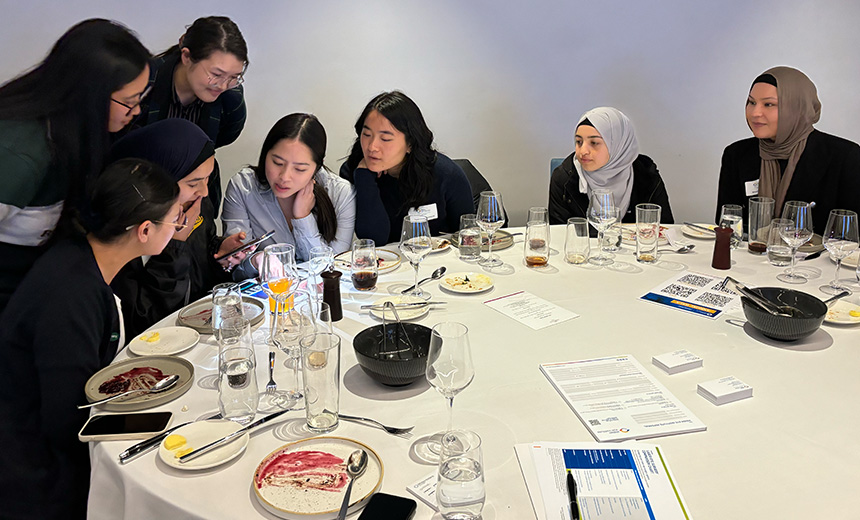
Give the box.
[111,85,153,116]
[125,216,189,233]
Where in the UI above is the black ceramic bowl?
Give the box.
[353,323,432,386]
[741,287,827,341]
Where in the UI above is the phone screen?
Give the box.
[214,230,275,261]
[357,493,417,520]
[80,412,173,436]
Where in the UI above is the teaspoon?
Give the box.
[336,449,368,520]
[79,374,180,409]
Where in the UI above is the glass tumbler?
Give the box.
[437,430,485,520]
[218,344,258,425]
[564,217,590,264]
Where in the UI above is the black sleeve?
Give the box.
[715,145,746,225]
[548,155,576,225]
[644,159,675,224]
[349,168,392,246]
[441,162,477,233]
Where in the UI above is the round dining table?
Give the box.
[87,225,860,520]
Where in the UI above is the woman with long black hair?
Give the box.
[0,18,150,313]
[340,91,474,245]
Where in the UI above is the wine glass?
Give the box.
[777,201,814,284]
[587,189,618,266]
[272,289,320,405]
[426,322,475,454]
[477,191,506,267]
[308,245,334,301]
[260,244,298,344]
[400,216,433,298]
[819,209,859,295]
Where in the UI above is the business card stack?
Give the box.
[406,472,439,511]
[697,376,753,405]
[652,349,703,375]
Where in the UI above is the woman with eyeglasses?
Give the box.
[340,91,475,245]
[134,16,249,214]
[110,119,248,337]
[0,19,150,315]
[0,158,180,519]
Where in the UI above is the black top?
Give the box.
[339,153,475,245]
[0,237,120,519]
[549,153,675,231]
[111,197,230,338]
[716,129,860,235]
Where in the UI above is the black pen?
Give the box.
[566,470,580,520]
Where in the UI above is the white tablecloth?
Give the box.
[88,226,860,519]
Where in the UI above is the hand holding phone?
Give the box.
[214,230,275,264]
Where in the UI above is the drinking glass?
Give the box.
[748,197,775,254]
[564,217,590,264]
[308,245,334,302]
[351,239,378,291]
[400,216,433,298]
[586,189,618,266]
[635,203,661,264]
[218,344,258,425]
[217,315,252,352]
[273,290,319,403]
[437,430,485,520]
[300,332,341,433]
[720,204,744,249]
[524,220,549,267]
[426,322,475,451]
[819,209,859,295]
[767,218,793,267]
[777,201,814,284]
[211,283,243,342]
[528,206,551,245]
[458,214,481,261]
[477,191,506,267]
[260,243,298,323]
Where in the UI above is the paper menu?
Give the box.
[640,270,740,319]
[483,291,579,330]
[540,355,706,442]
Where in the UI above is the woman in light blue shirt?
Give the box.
[223,113,356,278]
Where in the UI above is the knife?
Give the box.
[178,408,293,463]
[118,411,222,464]
[359,301,447,310]
[683,222,716,234]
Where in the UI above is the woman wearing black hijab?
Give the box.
[110,119,248,337]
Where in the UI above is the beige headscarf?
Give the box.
[754,66,821,216]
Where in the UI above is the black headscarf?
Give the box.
[110,118,214,181]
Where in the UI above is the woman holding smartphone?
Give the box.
[0,159,180,519]
[223,113,356,278]
[0,19,151,313]
[110,119,247,336]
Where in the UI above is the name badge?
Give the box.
[745,180,759,197]
[408,203,439,221]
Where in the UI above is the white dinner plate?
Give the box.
[369,295,430,321]
[682,223,717,240]
[830,250,859,269]
[84,356,194,412]
[824,300,860,325]
[334,248,402,274]
[177,296,266,334]
[158,419,249,470]
[128,326,200,357]
[254,437,383,519]
[619,224,670,246]
[429,237,452,254]
[439,272,494,294]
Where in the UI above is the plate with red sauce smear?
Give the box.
[254,437,383,519]
[83,356,194,411]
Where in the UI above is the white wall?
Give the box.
[3,0,859,225]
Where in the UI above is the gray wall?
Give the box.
[3,0,858,225]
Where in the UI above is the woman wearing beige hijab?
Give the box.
[715,66,860,234]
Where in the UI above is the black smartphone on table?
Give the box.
[78,411,173,442]
[214,229,275,262]
[357,492,417,520]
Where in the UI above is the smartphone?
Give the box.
[78,412,173,442]
[214,230,275,262]
[357,493,417,520]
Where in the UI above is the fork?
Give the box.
[266,351,277,395]
[338,413,414,435]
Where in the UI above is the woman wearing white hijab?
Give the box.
[549,107,674,229]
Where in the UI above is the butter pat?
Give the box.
[164,434,187,451]
[174,447,193,458]
[140,332,160,343]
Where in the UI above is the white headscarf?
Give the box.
[574,107,640,217]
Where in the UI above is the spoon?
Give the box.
[401,266,446,294]
[823,290,851,306]
[78,374,180,409]
[336,449,368,520]
[659,244,696,254]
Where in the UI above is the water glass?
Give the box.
[217,315,253,353]
[301,332,341,433]
[748,197,774,254]
[351,239,378,291]
[635,203,661,264]
[308,245,334,301]
[218,345,258,425]
[212,283,243,342]
[767,218,793,267]
[437,430,485,520]
[720,204,744,249]
[528,206,551,244]
[459,214,481,261]
[564,217,590,264]
[524,220,550,267]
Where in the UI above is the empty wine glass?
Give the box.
[777,201,814,284]
[400,215,433,298]
[477,191,506,267]
[273,289,319,404]
[426,322,475,456]
[819,209,859,295]
[587,189,618,266]
[308,245,334,301]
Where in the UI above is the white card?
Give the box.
[408,203,439,221]
[745,179,759,196]
[406,472,438,511]
[484,291,578,330]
